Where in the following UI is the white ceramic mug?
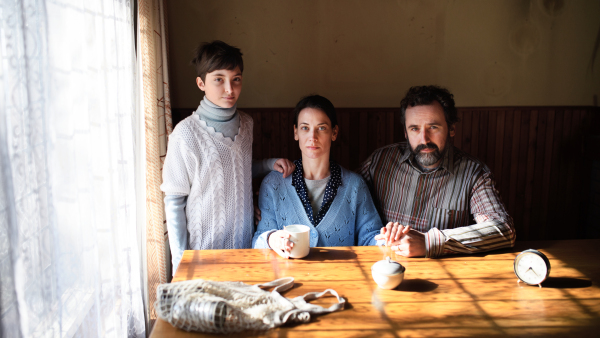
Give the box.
[284,224,310,258]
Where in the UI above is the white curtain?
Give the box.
[0,0,146,337]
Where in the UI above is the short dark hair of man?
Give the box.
[191,40,244,82]
[399,85,459,127]
[293,95,338,128]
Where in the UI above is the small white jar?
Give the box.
[371,256,405,289]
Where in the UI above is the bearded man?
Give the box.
[360,85,515,258]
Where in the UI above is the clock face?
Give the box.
[514,250,550,285]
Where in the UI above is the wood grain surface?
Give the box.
[150,240,600,337]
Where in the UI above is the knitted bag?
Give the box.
[155,277,346,333]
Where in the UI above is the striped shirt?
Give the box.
[359,142,516,258]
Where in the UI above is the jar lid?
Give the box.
[372,256,405,275]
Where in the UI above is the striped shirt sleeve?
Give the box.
[426,171,516,257]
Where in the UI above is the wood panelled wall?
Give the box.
[173,107,600,241]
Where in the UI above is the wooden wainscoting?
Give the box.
[172,107,600,241]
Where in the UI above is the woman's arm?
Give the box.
[354,178,384,246]
[252,175,282,248]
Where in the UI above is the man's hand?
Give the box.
[375,222,426,257]
[391,229,426,257]
[273,158,295,178]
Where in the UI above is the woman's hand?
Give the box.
[273,159,296,178]
[374,222,411,246]
[268,230,294,258]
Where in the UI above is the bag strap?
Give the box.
[255,277,295,293]
[296,289,346,313]
[274,288,346,326]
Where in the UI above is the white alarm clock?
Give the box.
[514,249,551,287]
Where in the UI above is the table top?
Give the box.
[150,240,600,337]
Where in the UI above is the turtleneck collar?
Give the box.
[198,96,237,123]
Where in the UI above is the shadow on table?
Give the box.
[395,278,438,292]
[541,277,592,288]
[302,247,358,261]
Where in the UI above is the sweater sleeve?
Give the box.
[354,177,384,246]
[161,127,196,275]
[357,151,387,225]
[164,195,188,276]
[252,158,279,178]
[161,132,197,196]
[252,174,282,248]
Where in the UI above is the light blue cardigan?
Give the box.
[252,166,383,248]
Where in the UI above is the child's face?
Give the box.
[196,67,242,108]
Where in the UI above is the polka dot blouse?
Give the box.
[291,159,342,226]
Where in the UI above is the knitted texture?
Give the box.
[155,277,345,333]
[161,111,254,249]
[196,97,240,139]
[252,167,383,248]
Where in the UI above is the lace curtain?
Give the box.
[0,0,146,337]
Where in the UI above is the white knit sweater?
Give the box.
[161,111,254,250]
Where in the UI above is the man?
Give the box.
[360,85,515,258]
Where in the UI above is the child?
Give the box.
[161,41,294,274]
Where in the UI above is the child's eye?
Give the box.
[234,77,242,82]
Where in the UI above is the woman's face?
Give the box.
[294,108,338,160]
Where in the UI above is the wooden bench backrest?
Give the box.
[173,107,600,241]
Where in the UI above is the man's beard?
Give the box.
[411,141,447,168]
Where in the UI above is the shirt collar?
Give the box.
[291,159,343,226]
[400,142,455,175]
[291,159,342,187]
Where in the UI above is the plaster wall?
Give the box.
[167,0,600,108]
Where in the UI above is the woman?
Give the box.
[252,95,383,258]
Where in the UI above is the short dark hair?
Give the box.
[191,40,244,81]
[399,85,459,127]
[293,95,338,128]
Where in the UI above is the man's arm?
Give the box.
[425,170,516,257]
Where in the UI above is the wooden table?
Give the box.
[150,240,600,337]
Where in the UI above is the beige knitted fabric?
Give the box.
[161,111,254,249]
[155,277,346,333]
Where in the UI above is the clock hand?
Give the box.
[527,266,539,276]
